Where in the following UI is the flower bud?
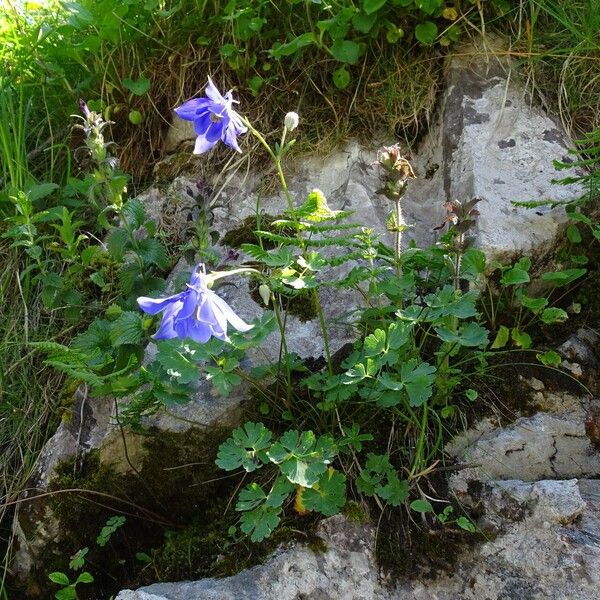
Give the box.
[284,112,299,131]
[258,284,271,306]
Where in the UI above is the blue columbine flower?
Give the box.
[174,78,247,154]
[137,264,253,343]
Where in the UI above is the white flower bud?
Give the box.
[284,112,299,131]
[258,284,271,306]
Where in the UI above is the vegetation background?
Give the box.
[1,0,599,598]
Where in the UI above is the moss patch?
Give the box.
[248,276,319,322]
[16,424,321,599]
[221,214,281,250]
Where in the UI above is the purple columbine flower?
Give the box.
[174,78,247,154]
[137,264,253,343]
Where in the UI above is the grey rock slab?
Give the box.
[116,515,384,600]
[118,480,600,600]
[401,39,581,262]
[448,399,600,488]
[159,39,581,264]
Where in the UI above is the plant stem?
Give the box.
[272,294,293,410]
[314,290,333,376]
[394,198,402,278]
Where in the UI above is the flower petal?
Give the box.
[193,111,212,136]
[174,316,212,343]
[175,289,198,321]
[223,122,242,152]
[174,98,212,121]
[193,135,218,154]
[206,119,226,143]
[137,292,185,316]
[205,77,226,104]
[198,293,228,337]
[209,292,253,332]
[153,301,182,340]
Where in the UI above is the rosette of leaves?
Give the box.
[216,424,345,541]
[357,453,408,506]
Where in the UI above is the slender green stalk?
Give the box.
[314,291,333,376]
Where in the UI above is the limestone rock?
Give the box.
[163,111,195,154]
[448,399,600,487]
[159,39,581,263]
[117,480,600,600]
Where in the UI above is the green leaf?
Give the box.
[123,76,151,95]
[239,505,281,542]
[356,453,392,496]
[338,423,373,452]
[68,547,88,571]
[353,11,377,33]
[205,366,242,396]
[567,211,593,226]
[465,389,478,401]
[435,323,489,347]
[106,227,130,261]
[333,66,351,89]
[294,189,350,223]
[28,182,59,202]
[415,21,437,45]
[135,552,152,563]
[363,0,387,14]
[55,588,77,600]
[75,572,94,584]
[511,328,532,349]
[109,311,142,347]
[540,307,568,324]
[89,271,106,288]
[343,362,369,383]
[270,33,316,58]
[268,430,336,487]
[329,39,361,65]
[415,0,442,14]
[491,325,510,349]
[542,268,586,287]
[461,248,486,278]
[265,476,295,508]
[240,244,293,267]
[156,342,200,384]
[128,110,143,125]
[401,360,436,407]
[236,482,267,511]
[139,238,169,269]
[386,24,405,43]
[456,516,476,532]
[303,469,346,516]
[423,286,478,320]
[519,294,548,314]
[378,472,408,506]
[387,321,411,350]
[48,572,70,586]
[566,224,582,243]
[410,499,433,513]
[216,422,272,472]
[364,329,386,356]
[537,350,561,367]
[122,199,146,229]
[501,267,530,285]
[97,515,126,546]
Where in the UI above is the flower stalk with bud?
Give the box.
[75,100,128,226]
[375,145,416,276]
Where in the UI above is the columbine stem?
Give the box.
[314,290,333,376]
[272,293,293,410]
[240,117,302,237]
[394,198,403,278]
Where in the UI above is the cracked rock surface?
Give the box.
[116,479,600,600]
